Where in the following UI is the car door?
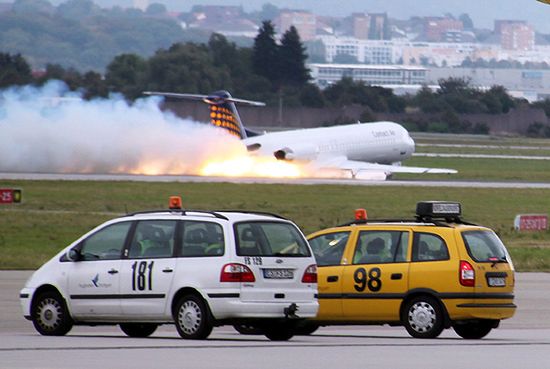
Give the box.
[66,221,131,318]
[342,229,411,321]
[308,230,353,320]
[119,219,177,317]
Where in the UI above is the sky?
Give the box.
[58,0,550,34]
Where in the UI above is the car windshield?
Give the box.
[235,221,310,257]
[461,230,509,262]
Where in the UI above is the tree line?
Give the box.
[1,20,550,135]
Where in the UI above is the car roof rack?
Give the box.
[127,209,229,220]
[337,216,478,228]
[214,210,288,220]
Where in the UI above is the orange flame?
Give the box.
[199,155,304,178]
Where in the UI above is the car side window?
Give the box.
[309,231,350,266]
[80,222,131,261]
[412,233,450,262]
[353,231,409,264]
[179,221,225,257]
[128,220,177,259]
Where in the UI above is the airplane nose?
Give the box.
[407,136,415,154]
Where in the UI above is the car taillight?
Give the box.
[220,263,255,283]
[459,260,475,287]
[301,264,317,283]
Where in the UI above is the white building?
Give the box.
[317,35,550,68]
[309,63,429,93]
[319,36,404,64]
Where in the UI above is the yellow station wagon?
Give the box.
[306,201,516,339]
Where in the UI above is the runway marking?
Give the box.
[416,143,550,150]
[414,153,550,160]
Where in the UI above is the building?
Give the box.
[369,13,389,40]
[500,23,535,51]
[424,17,464,42]
[351,13,370,40]
[427,67,550,102]
[309,63,428,92]
[276,10,317,41]
[320,36,402,64]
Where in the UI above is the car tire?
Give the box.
[233,324,263,335]
[402,295,444,339]
[452,320,495,339]
[293,322,319,336]
[32,291,73,336]
[119,323,158,338]
[263,323,295,341]
[174,295,213,339]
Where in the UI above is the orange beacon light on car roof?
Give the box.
[169,196,182,210]
[355,208,368,221]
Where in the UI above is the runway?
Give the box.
[2,172,550,189]
[1,272,550,369]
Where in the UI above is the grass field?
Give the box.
[1,179,549,271]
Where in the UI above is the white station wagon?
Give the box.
[20,197,318,341]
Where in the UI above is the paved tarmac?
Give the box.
[1,271,549,369]
[3,172,550,189]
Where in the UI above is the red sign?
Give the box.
[514,214,548,231]
[0,189,22,204]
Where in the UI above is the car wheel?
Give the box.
[233,324,263,335]
[402,295,444,339]
[293,322,319,336]
[32,291,73,336]
[174,295,213,339]
[453,320,495,339]
[263,323,295,341]
[119,323,158,338]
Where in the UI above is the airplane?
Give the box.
[143,90,457,179]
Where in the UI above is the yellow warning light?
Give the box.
[211,106,218,111]
[355,208,368,221]
[169,196,182,210]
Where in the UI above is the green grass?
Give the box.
[1,180,550,271]
[396,156,550,182]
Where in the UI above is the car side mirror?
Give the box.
[68,248,82,262]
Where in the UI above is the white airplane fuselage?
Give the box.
[243,121,415,165]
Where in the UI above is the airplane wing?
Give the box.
[312,156,457,179]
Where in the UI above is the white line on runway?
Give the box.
[414,153,550,160]
[2,172,550,189]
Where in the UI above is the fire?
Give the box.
[200,155,304,178]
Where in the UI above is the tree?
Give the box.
[105,54,148,99]
[459,13,474,30]
[12,0,54,15]
[0,52,32,88]
[279,26,310,87]
[252,20,280,88]
[56,0,101,20]
[146,3,167,16]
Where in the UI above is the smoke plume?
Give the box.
[0,81,246,175]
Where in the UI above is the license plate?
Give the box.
[488,277,506,287]
[263,268,294,279]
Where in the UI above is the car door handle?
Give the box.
[108,269,119,275]
[162,268,174,273]
[391,273,402,280]
[327,276,339,283]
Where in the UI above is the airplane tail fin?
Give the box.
[143,90,265,139]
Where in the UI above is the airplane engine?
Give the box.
[273,145,317,161]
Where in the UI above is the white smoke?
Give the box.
[0,81,246,174]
